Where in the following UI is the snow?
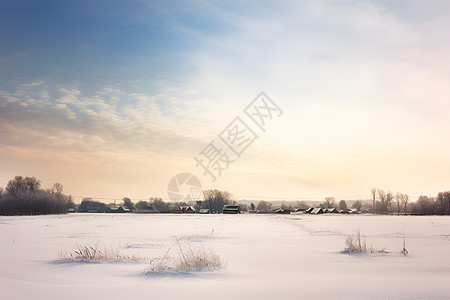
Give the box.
[0,214,449,299]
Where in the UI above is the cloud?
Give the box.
[0,83,218,166]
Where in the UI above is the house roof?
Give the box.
[107,206,130,212]
[223,205,239,210]
[223,205,240,214]
[180,206,195,211]
[310,207,324,214]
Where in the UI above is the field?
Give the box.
[0,214,449,299]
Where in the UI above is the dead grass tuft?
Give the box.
[144,238,225,274]
[58,242,146,262]
[341,228,387,254]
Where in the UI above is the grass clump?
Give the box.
[58,242,146,262]
[342,226,409,256]
[58,238,225,273]
[341,228,387,255]
[144,238,225,274]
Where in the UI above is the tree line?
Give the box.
[368,188,450,215]
[307,190,449,215]
[1,176,448,216]
[0,176,74,215]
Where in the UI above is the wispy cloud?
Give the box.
[0,83,219,164]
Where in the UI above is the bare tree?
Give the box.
[5,176,42,197]
[371,188,376,212]
[203,189,234,213]
[24,177,41,192]
[401,194,409,214]
[437,191,450,215]
[396,193,401,214]
[52,182,64,194]
[351,200,362,211]
[323,197,336,209]
[413,195,437,215]
[295,201,309,210]
[377,189,386,213]
[338,200,348,211]
[386,191,394,212]
[5,176,26,198]
[256,200,272,213]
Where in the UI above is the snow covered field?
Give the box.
[1,214,449,300]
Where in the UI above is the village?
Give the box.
[71,201,363,215]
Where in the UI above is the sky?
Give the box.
[1,0,449,203]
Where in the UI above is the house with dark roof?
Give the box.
[310,207,324,214]
[222,205,240,214]
[305,207,314,214]
[169,206,196,214]
[274,208,291,214]
[106,206,131,213]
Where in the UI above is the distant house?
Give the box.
[274,208,291,214]
[199,209,210,214]
[325,208,339,214]
[305,207,314,214]
[310,207,324,214]
[106,206,131,213]
[222,205,240,214]
[169,206,196,214]
[181,206,195,213]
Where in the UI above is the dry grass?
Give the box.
[341,229,387,254]
[58,239,225,273]
[342,227,409,255]
[144,238,225,274]
[58,242,146,262]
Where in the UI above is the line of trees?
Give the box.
[370,188,450,215]
[411,192,450,215]
[0,176,74,215]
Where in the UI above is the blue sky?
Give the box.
[1,1,195,91]
[1,0,449,202]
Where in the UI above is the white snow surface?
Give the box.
[0,214,449,300]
